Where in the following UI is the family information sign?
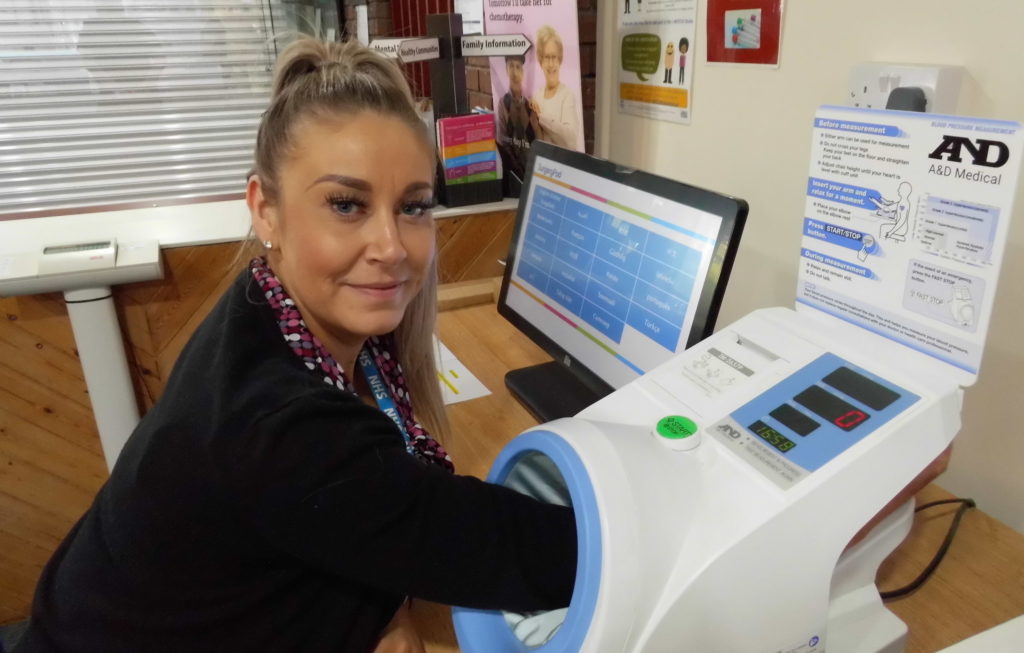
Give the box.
[798,106,1023,379]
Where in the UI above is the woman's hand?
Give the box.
[373,602,425,653]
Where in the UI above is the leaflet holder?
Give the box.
[434,152,504,208]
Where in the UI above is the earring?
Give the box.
[263,240,272,249]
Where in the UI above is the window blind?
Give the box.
[0,1,330,221]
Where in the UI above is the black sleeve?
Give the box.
[218,391,577,612]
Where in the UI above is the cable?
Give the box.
[880,498,976,600]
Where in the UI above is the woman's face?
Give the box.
[540,41,561,89]
[250,111,436,358]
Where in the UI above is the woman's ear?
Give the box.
[247,175,278,244]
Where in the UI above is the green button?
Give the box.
[656,415,698,439]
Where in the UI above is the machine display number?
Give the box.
[749,420,797,453]
[834,410,868,429]
[793,385,869,432]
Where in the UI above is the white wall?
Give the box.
[595,1,1024,532]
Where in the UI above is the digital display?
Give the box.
[794,385,869,431]
[500,145,745,391]
[749,420,797,453]
[822,366,900,410]
[718,354,921,488]
[769,403,819,436]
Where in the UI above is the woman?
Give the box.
[530,25,582,151]
[678,37,689,85]
[13,37,576,653]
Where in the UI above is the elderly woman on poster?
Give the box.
[530,25,583,151]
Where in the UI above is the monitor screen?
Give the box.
[497,142,748,421]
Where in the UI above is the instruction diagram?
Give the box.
[869,180,914,241]
[798,106,1022,374]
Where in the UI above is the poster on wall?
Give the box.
[798,105,1023,376]
[616,0,697,124]
[454,0,484,34]
[485,0,584,185]
[706,0,783,66]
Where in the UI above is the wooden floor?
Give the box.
[0,287,108,626]
[0,209,514,625]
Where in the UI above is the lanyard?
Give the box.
[357,348,414,455]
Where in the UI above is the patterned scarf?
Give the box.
[249,257,454,473]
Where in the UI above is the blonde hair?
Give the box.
[535,25,563,61]
[255,36,431,202]
[249,36,449,441]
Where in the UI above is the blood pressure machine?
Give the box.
[453,109,1022,653]
[456,306,957,653]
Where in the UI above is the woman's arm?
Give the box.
[224,394,577,613]
[534,86,580,150]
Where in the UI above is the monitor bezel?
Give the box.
[496,141,749,396]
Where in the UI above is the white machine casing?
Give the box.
[456,305,961,653]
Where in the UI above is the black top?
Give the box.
[17,271,576,653]
[496,91,537,181]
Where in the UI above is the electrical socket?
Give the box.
[847,63,963,113]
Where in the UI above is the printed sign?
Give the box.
[461,34,532,57]
[369,38,403,58]
[398,37,440,63]
[617,0,697,124]
[798,106,1023,378]
[485,0,585,178]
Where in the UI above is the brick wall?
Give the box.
[343,0,445,98]
[342,0,394,40]
[342,0,596,153]
[464,56,492,113]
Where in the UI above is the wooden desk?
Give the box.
[415,302,1024,653]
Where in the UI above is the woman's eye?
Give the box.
[329,198,362,215]
[401,201,434,218]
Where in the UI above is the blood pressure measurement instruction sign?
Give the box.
[798,106,1022,377]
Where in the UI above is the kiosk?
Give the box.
[453,106,1022,652]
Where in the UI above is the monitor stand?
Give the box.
[505,361,611,423]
